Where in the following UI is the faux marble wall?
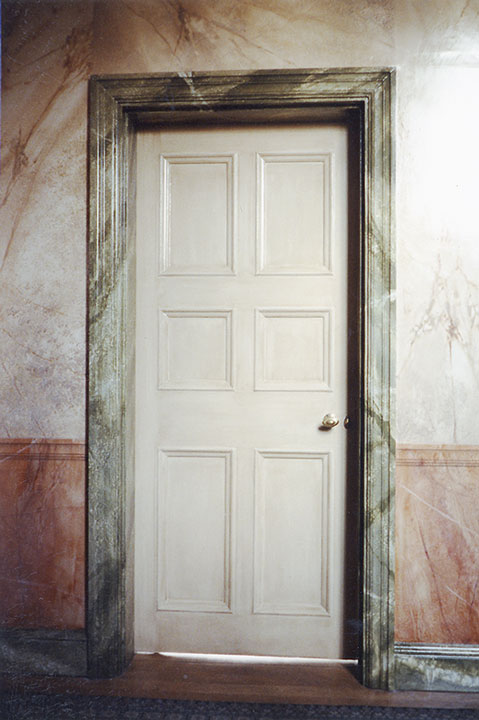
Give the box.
[2,0,479,443]
[396,447,479,644]
[1,0,92,439]
[0,440,85,629]
[2,0,479,642]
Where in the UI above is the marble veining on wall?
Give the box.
[0,1,92,440]
[92,0,396,74]
[396,446,479,645]
[396,64,479,446]
[0,439,85,630]
[398,252,479,444]
[2,0,479,651]
[2,0,479,444]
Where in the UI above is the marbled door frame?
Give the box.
[87,70,395,687]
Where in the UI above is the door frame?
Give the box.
[87,69,396,688]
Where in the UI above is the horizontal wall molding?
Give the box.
[0,629,87,676]
[397,444,479,467]
[395,642,479,659]
[0,439,86,461]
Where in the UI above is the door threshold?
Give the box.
[138,651,358,666]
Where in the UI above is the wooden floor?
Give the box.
[3,654,479,708]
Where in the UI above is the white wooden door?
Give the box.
[135,122,349,658]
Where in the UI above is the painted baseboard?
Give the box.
[0,628,87,676]
[395,642,479,692]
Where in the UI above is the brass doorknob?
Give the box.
[320,413,340,429]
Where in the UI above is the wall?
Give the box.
[0,440,85,629]
[1,0,479,644]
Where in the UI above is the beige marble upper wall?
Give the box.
[1,1,93,439]
[91,0,478,72]
[1,0,479,442]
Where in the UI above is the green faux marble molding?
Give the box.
[395,650,479,692]
[88,78,136,677]
[0,629,87,676]
[88,69,396,686]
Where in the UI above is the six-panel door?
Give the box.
[135,123,349,658]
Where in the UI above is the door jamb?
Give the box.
[87,69,396,688]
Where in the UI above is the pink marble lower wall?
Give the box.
[396,445,479,644]
[0,440,85,629]
[1,439,478,643]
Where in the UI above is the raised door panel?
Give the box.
[158,310,234,390]
[254,451,330,616]
[160,154,236,275]
[256,153,331,275]
[255,309,332,391]
[157,450,233,613]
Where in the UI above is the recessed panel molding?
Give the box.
[159,154,237,275]
[256,152,332,275]
[158,309,234,390]
[255,308,332,391]
[253,450,330,616]
[157,449,234,613]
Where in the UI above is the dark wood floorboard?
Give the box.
[2,655,479,708]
